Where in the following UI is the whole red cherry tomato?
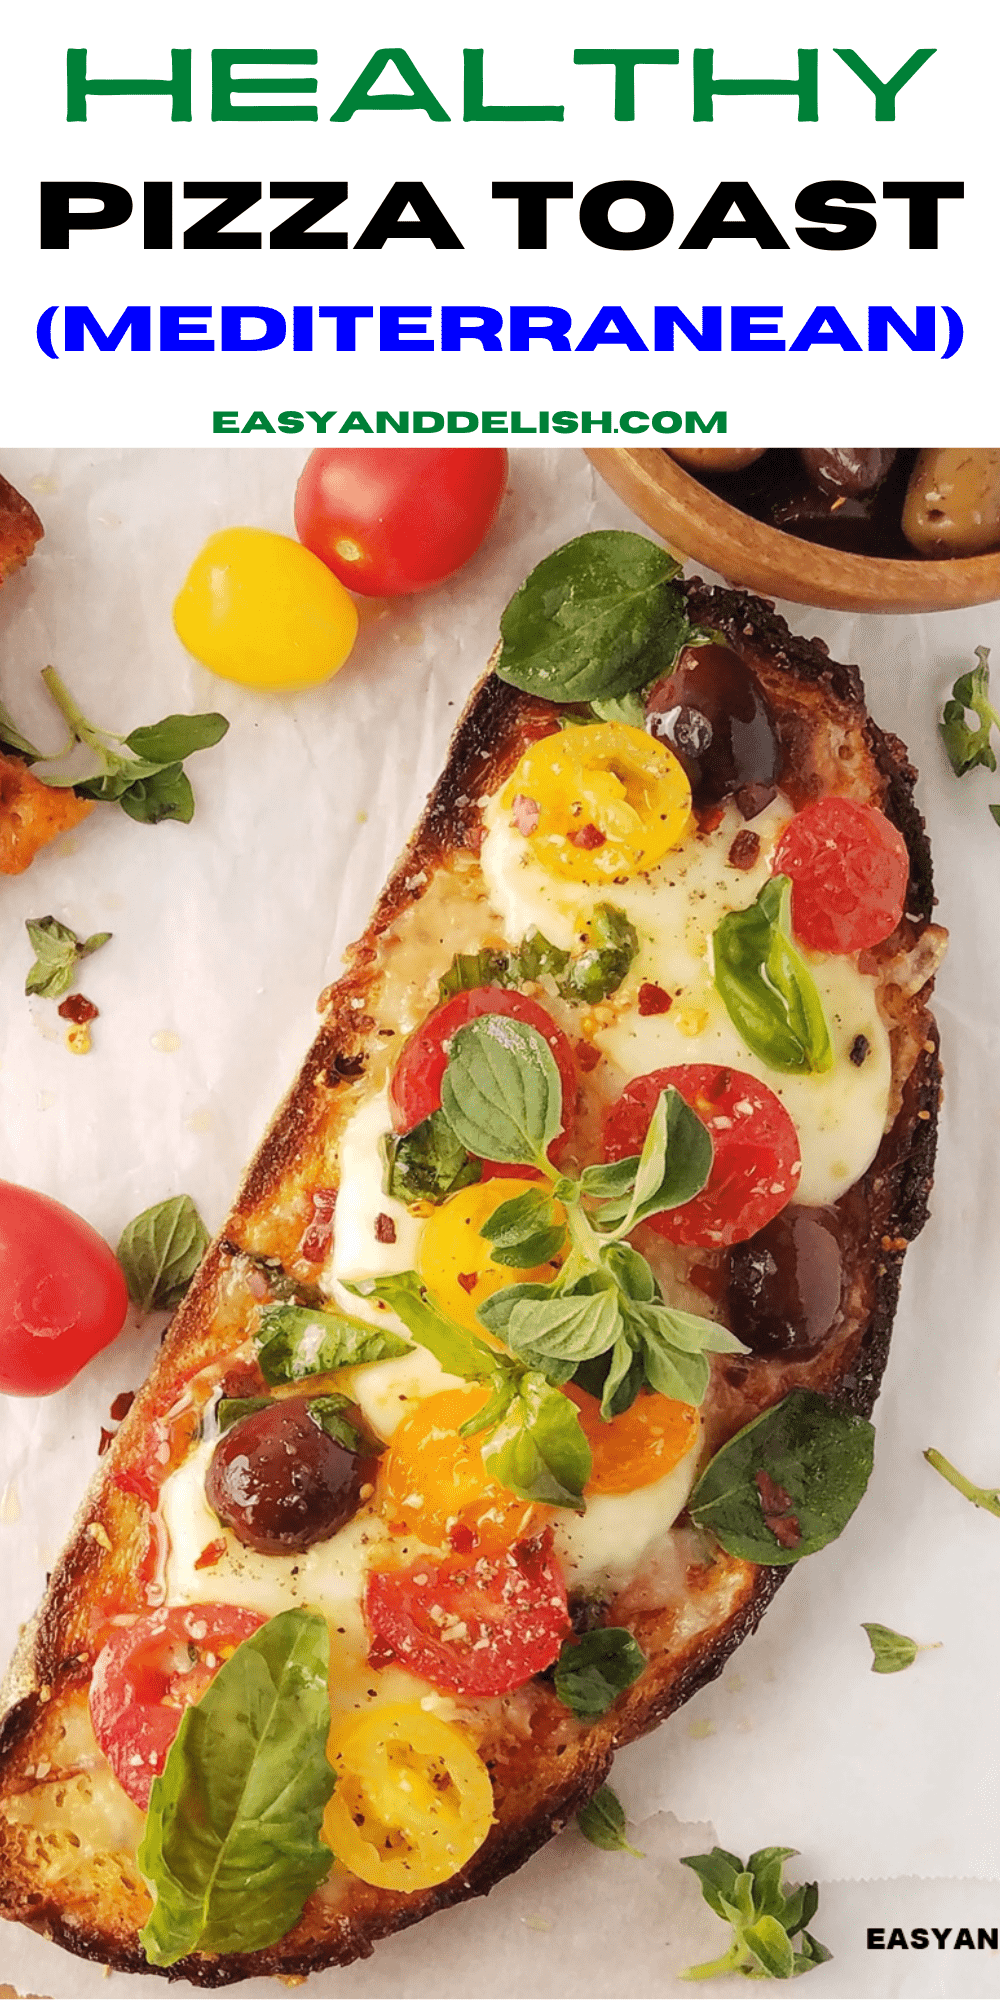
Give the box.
[774,798,909,955]
[0,1182,129,1395]
[294,449,508,596]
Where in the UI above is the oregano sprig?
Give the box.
[0,666,228,827]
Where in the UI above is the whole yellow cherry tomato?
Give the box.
[417,1177,566,1334]
[324,1701,494,1892]
[500,721,691,883]
[173,527,359,690]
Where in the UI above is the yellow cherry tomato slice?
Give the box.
[324,1701,494,1893]
[173,526,359,690]
[417,1177,566,1334]
[380,1384,541,1553]
[500,721,691,883]
[564,1383,700,1495]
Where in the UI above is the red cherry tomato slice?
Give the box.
[388,987,578,1169]
[90,1604,264,1807]
[774,797,909,955]
[0,1181,129,1395]
[365,1532,570,1697]
[602,1064,801,1249]
[294,448,508,597]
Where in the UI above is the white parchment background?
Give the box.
[0,449,997,1998]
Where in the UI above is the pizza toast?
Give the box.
[0,564,944,1985]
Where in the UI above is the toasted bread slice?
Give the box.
[0,474,43,585]
[0,581,943,1986]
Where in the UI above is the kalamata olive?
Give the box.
[902,449,1000,557]
[206,1397,374,1555]
[645,643,780,806]
[669,447,767,475]
[726,1207,843,1358]
[799,449,896,498]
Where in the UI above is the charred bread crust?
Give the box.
[0,588,943,1985]
[0,475,43,585]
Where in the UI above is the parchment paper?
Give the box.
[0,449,997,1998]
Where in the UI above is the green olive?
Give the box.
[901,450,1000,558]
[668,447,766,475]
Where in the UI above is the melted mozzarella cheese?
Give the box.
[345,1345,466,1442]
[323,1086,424,1332]
[480,791,891,1205]
[552,1425,702,1592]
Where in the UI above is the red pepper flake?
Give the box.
[638,981,672,1016]
[576,1039,602,1074]
[448,1521,476,1554]
[110,1390,135,1423]
[735,782,777,821]
[374,1212,397,1246]
[98,1427,116,1458]
[57,993,98,1025]
[457,1272,479,1295]
[194,1538,227,1571]
[569,823,606,850]
[727,830,761,871]
[755,1469,802,1549]
[220,1360,265,1400]
[511,792,540,836]
[300,1187,337,1263]
[697,804,726,834]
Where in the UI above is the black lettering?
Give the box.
[354,181,462,250]
[882,180,963,249]
[269,183,348,249]
[41,180,132,249]
[955,1929,975,1950]
[183,182,262,249]
[680,181,787,250]
[492,181,573,249]
[795,180,876,250]
[932,1929,952,1949]
[867,1930,885,1950]
[911,1930,929,1949]
[887,1929,908,1950]
[579,179,673,250]
[978,1930,998,1950]
[143,181,172,249]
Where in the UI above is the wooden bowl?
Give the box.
[587,448,1000,614]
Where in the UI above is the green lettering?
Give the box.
[463,50,563,122]
[277,411,305,433]
[66,47,191,122]
[686,409,727,434]
[212,49,317,122]
[331,48,449,122]
[693,47,818,122]
[339,410,373,433]
[213,411,239,433]
[376,411,409,433]
[834,48,935,120]
[242,411,275,433]
[573,49,678,121]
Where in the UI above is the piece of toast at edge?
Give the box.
[0,582,943,1986]
[0,475,43,585]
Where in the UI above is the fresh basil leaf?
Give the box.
[553,1626,646,1718]
[590,690,647,729]
[597,1086,713,1235]
[382,1110,481,1205]
[116,763,195,826]
[688,1390,875,1565]
[306,1394,366,1454]
[480,1371,591,1509]
[24,915,111,999]
[441,1014,562,1167]
[138,1609,334,1966]
[861,1623,924,1674]
[215,1396,272,1433]
[116,1193,210,1313]
[0,699,41,760]
[505,1288,623,1366]
[479,1186,567,1268]
[125,712,229,763]
[558,903,639,1005]
[497,530,686,705]
[515,928,572,982]
[576,1783,643,1856]
[940,647,1000,776]
[360,1271,496,1381]
[437,947,510,1003]
[255,1302,409,1384]
[713,875,833,1075]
